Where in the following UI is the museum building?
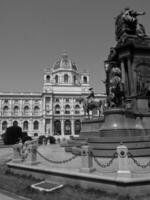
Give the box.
[0,52,105,139]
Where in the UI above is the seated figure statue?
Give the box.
[115,7,146,41]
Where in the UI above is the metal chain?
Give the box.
[128,152,150,168]
[91,152,117,168]
[37,150,78,164]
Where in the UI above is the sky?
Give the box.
[0,0,150,93]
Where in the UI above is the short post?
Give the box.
[12,142,23,163]
[80,145,96,173]
[26,140,40,165]
[42,137,47,145]
[117,144,131,178]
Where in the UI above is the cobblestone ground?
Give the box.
[0,147,13,163]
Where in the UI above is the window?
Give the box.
[65,98,69,102]
[55,75,59,84]
[33,121,39,130]
[75,105,80,114]
[54,120,61,135]
[24,106,29,115]
[4,99,8,103]
[13,121,18,126]
[74,120,81,135]
[23,121,28,130]
[65,105,70,114]
[34,106,39,115]
[14,106,19,116]
[3,106,9,116]
[2,121,7,131]
[55,98,59,102]
[64,74,69,83]
[55,105,61,114]
[73,75,76,84]
[64,120,71,135]
[45,97,51,103]
[83,76,87,84]
[46,75,50,82]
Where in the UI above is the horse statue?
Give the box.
[79,97,102,119]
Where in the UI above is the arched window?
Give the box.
[65,104,70,114]
[46,75,50,82]
[54,120,61,135]
[55,105,61,114]
[13,121,18,126]
[75,105,80,114]
[73,75,76,84]
[34,106,39,115]
[55,75,59,84]
[74,120,81,135]
[24,106,29,116]
[14,106,19,116]
[64,74,69,83]
[3,106,9,116]
[64,120,71,135]
[33,121,39,130]
[23,121,28,130]
[2,121,7,131]
[83,76,87,84]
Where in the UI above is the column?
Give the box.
[71,119,75,136]
[127,58,134,96]
[61,119,64,137]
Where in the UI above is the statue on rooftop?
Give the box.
[115,7,146,41]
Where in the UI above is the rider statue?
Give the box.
[87,87,95,105]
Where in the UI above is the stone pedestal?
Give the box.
[12,143,23,163]
[80,145,95,173]
[117,144,131,178]
[25,140,40,165]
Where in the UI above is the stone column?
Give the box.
[71,119,74,136]
[127,58,134,96]
[61,119,64,137]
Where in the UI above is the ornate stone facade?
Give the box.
[0,52,105,139]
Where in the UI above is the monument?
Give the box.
[67,7,150,157]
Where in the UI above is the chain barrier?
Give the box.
[91,152,117,168]
[37,150,78,164]
[128,152,150,168]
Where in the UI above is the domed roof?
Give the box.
[52,52,77,71]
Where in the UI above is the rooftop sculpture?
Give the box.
[115,7,146,41]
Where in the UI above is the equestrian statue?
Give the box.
[79,88,102,118]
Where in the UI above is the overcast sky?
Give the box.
[0,0,149,93]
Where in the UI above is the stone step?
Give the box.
[88,136,150,143]
[88,142,150,150]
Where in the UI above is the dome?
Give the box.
[52,52,77,71]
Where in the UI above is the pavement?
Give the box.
[0,190,30,200]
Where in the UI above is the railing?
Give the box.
[12,142,150,176]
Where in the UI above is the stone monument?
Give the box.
[66,8,150,157]
[89,7,150,157]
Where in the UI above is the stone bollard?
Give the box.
[117,144,131,178]
[80,145,96,173]
[42,137,47,145]
[25,140,40,165]
[12,142,23,163]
